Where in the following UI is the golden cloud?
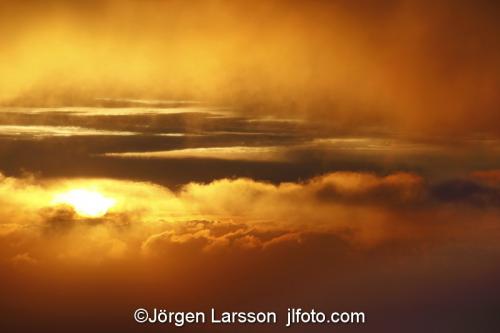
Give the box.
[0,0,499,136]
[0,170,498,267]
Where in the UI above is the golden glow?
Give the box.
[52,189,116,218]
[104,146,285,161]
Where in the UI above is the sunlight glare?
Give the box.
[52,189,116,218]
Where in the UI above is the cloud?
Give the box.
[0,0,499,136]
[470,169,500,187]
[432,172,500,207]
[105,146,286,161]
[0,170,499,267]
[1,171,500,332]
[1,2,499,330]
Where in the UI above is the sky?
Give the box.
[1,1,500,332]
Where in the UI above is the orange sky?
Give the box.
[1,1,500,332]
[1,0,499,136]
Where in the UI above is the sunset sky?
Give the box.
[1,1,500,332]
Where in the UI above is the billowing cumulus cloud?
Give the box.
[0,170,499,266]
[1,171,500,332]
[1,1,499,331]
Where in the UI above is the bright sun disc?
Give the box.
[52,189,116,218]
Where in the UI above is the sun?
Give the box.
[52,189,116,218]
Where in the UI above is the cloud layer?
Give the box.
[1,170,500,332]
[1,170,499,265]
[1,0,499,136]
